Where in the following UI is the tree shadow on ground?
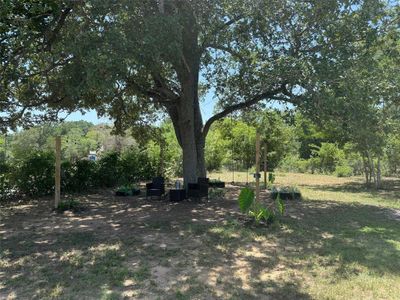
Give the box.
[0,187,399,299]
[302,178,400,203]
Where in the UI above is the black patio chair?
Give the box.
[146,177,165,200]
[187,177,209,200]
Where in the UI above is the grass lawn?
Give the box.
[1,173,399,299]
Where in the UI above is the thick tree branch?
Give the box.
[152,73,181,101]
[201,15,244,50]
[204,43,246,63]
[43,7,73,51]
[203,87,284,137]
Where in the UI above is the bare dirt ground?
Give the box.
[1,178,400,299]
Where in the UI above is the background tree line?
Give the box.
[2,104,400,200]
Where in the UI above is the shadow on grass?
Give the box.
[303,178,400,203]
[0,188,399,299]
[280,200,400,274]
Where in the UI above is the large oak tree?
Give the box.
[0,0,393,184]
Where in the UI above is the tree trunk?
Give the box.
[167,84,206,187]
[162,2,207,187]
[376,156,381,189]
[362,154,370,185]
[177,93,198,187]
[194,100,206,178]
[367,151,376,186]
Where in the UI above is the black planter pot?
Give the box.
[271,192,301,200]
[209,182,225,188]
[116,189,141,196]
[116,190,130,196]
[131,189,141,196]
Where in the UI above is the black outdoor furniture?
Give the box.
[146,177,165,200]
[115,187,141,197]
[169,189,186,202]
[115,189,140,196]
[209,181,225,188]
[187,177,209,199]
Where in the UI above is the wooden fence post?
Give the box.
[55,136,61,209]
[255,132,260,203]
[263,141,268,189]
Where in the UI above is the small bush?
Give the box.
[12,151,55,196]
[268,173,275,184]
[335,165,353,177]
[56,199,85,213]
[116,184,140,196]
[95,151,121,187]
[271,185,301,200]
[0,162,13,201]
[62,160,97,192]
[278,156,309,173]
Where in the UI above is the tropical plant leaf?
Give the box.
[276,195,285,216]
[238,187,254,213]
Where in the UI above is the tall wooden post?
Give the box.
[263,141,268,189]
[159,137,165,176]
[55,136,61,208]
[255,132,261,203]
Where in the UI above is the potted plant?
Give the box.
[270,186,301,200]
[116,184,140,196]
[209,179,225,188]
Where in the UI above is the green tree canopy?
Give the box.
[1,0,396,183]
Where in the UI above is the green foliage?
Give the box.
[312,143,346,174]
[159,122,182,177]
[276,195,285,215]
[0,143,158,199]
[12,151,55,196]
[95,152,121,188]
[62,160,97,192]
[278,155,309,173]
[0,162,12,201]
[56,199,85,213]
[335,165,353,178]
[271,186,301,201]
[119,147,157,184]
[238,187,284,225]
[268,173,275,184]
[205,129,228,172]
[238,187,255,213]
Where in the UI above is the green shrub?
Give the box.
[12,151,55,196]
[268,172,275,184]
[335,165,353,177]
[95,151,121,187]
[278,156,309,173]
[271,185,300,194]
[0,162,13,201]
[62,160,97,192]
[56,199,85,213]
[312,143,346,174]
[271,185,301,200]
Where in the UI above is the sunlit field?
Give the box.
[1,172,399,299]
[209,171,400,209]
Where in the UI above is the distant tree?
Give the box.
[303,18,400,187]
[243,110,299,170]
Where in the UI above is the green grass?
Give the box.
[1,172,399,299]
